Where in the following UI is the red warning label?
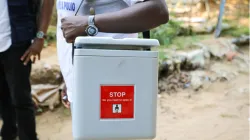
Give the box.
[100,85,134,119]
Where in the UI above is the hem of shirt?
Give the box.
[0,43,11,53]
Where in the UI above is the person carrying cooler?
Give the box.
[57,0,169,108]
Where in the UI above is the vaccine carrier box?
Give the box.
[72,37,160,140]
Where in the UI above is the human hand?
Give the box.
[61,84,70,109]
[21,39,44,65]
[61,16,88,43]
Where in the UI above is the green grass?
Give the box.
[48,26,57,32]
[44,25,57,47]
[158,50,166,60]
[160,34,212,50]
[63,108,71,116]
[221,18,249,37]
[220,113,238,118]
[46,15,247,60]
[221,26,249,37]
[150,20,186,46]
[154,34,212,61]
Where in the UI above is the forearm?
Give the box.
[37,0,54,34]
[95,0,169,33]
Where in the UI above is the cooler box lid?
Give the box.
[74,37,160,58]
[74,37,160,48]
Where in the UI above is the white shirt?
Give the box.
[0,0,12,52]
[56,0,143,102]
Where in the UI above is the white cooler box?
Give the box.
[72,37,160,140]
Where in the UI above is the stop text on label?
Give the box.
[109,92,126,97]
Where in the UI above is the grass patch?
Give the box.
[147,34,212,61]
[221,18,249,37]
[63,108,71,116]
[220,113,238,118]
[50,3,57,26]
[140,19,212,51]
[45,26,57,47]
[221,26,249,37]
[149,20,187,46]
[48,25,57,32]
[161,34,212,50]
[150,35,212,62]
[158,50,166,60]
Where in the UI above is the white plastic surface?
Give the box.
[74,37,160,47]
[74,49,158,58]
[72,37,159,140]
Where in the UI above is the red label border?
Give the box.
[100,84,135,119]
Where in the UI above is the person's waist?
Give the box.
[11,40,31,47]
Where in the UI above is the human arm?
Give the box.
[61,0,169,43]
[95,0,169,33]
[36,0,55,35]
[21,0,54,65]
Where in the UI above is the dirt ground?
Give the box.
[35,45,249,140]
[35,75,249,140]
[1,44,249,140]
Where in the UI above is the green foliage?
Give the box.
[222,18,249,37]
[158,50,166,60]
[150,20,186,46]
[50,2,57,26]
[167,35,211,50]
[44,26,57,47]
[221,26,249,37]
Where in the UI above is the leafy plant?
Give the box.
[150,20,184,46]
